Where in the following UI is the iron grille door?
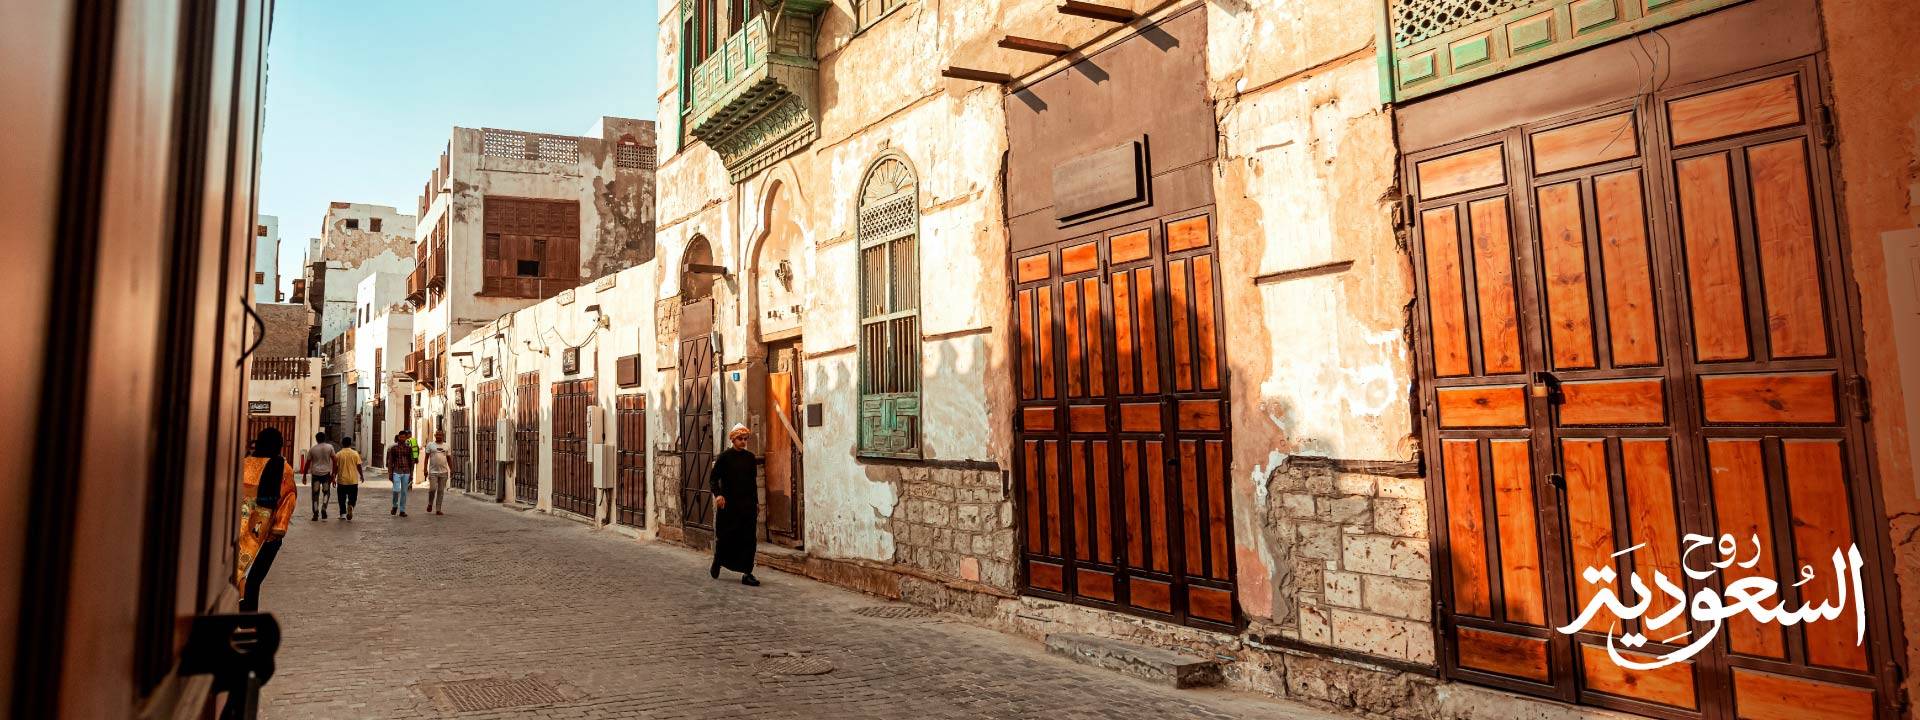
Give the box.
[450,408,470,490]
[677,298,717,530]
[473,381,501,498]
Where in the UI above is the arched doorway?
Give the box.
[677,236,719,531]
[751,183,805,547]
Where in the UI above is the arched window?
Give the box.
[856,155,921,458]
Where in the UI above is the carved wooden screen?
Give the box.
[616,393,648,528]
[1409,60,1895,719]
[450,407,470,490]
[514,372,541,505]
[481,196,580,299]
[551,379,595,517]
[474,380,503,498]
[1011,208,1235,631]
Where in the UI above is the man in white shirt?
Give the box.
[302,432,337,521]
[423,429,453,515]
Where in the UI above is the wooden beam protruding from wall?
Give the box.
[942,66,1014,84]
[1056,1,1137,23]
[998,35,1072,56]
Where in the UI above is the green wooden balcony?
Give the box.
[686,1,829,182]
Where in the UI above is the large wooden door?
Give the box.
[514,372,540,505]
[551,379,594,517]
[1410,60,1896,719]
[677,299,717,530]
[474,380,502,499]
[450,407,470,490]
[1011,208,1235,631]
[615,393,647,528]
[764,341,803,546]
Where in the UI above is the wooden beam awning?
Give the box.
[942,66,1014,85]
[1056,0,1136,23]
[998,35,1071,56]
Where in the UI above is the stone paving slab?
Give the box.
[259,477,1344,719]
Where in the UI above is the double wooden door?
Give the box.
[615,393,648,528]
[1011,207,1236,630]
[514,372,540,505]
[551,379,595,517]
[678,298,717,530]
[1410,60,1894,719]
[474,380,503,498]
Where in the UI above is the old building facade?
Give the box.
[406,118,659,451]
[432,1,1920,719]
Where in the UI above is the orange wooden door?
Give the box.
[765,370,796,538]
[1410,59,1895,720]
[1011,208,1234,630]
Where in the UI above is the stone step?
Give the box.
[1043,633,1223,689]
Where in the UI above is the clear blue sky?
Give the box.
[259,0,659,295]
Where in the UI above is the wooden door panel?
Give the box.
[1457,626,1552,682]
[1746,138,1831,359]
[1535,182,1597,369]
[1593,169,1662,367]
[1560,439,1613,634]
[1418,144,1506,199]
[1531,112,1638,175]
[1667,75,1801,147]
[1706,438,1786,659]
[1675,152,1752,362]
[1580,644,1699,710]
[615,394,647,528]
[1620,439,1684,624]
[1490,439,1544,626]
[1781,439,1868,672]
[1423,206,1473,377]
[1443,439,1492,618]
[1699,372,1838,424]
[1730,668,1875,720]
[1469,198,1526,374]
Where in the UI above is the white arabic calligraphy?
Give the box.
[1557,534,1866,670]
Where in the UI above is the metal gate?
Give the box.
[473,380,502,498]
[616,393,648,528]
[551,378,594,517]
[450,407,470,490]
[514,372,540,505]
[1011,206,1236,631]
[1408,59,1896,719]
[677,299,716,530]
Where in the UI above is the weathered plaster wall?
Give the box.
[444,261,660,525]
[254,302,308,359]
[1207,0,1429,667]
[254,214,280,304]
[246,359,323,468]
[1821,0,1920,703]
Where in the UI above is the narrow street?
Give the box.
[260,477,1331,720]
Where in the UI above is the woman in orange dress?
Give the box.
[235,426,297,612]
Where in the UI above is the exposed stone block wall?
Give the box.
[1265,458,1435,666]
[883,463,1017,591]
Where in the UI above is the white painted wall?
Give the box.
[253,214,280,304]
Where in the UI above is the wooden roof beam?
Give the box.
[1056,1,1137,23]
[942,66,1014,85]
[997,35,1072,56]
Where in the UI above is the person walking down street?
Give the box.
[334,436,363,521]
[423,430,452,515]
[707,424,760,586]
[235,427,297,612]
[387,431,415,517]
[302,431,336,521]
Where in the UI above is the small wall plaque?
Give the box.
[562,346,581,375]
[1053,138,1148,224]
[248,400,272,414]
[806,403,824,427]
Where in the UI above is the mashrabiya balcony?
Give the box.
[685,0,829,183]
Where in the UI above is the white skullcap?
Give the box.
[729,423,750,436]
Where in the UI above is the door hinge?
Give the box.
[1849,375,1871,421]
[1398,193,1416,230]
[1819,104,1837,147]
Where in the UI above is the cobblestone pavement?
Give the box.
[260,476,1337,720]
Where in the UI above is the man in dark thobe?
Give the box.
[708,423,760,586]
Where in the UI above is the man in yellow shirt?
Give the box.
[333,436,364,521]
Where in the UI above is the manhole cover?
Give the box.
[853,605,932,619]
[420,676,568,712]
[759,655,835,676]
